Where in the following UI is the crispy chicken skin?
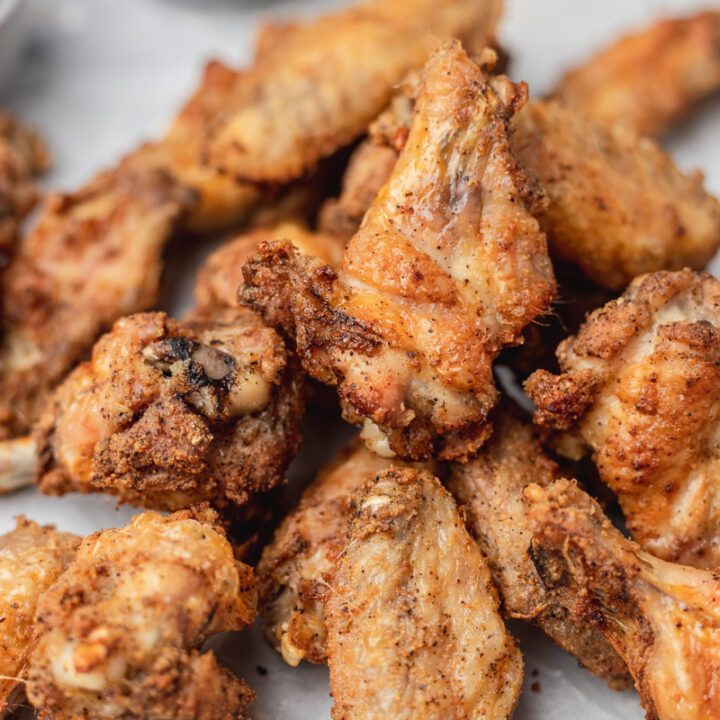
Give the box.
[526,270,720,568]
[26,507,257,720]
[257,442,402,666]
[0,111,51,256]
[243,43,554,461]
[34,310,302,510]
[326,468,523,720]
[553,11,720,138]
[206,0,503,183]
[0,518,79,718]
[526,478,720,720]
[447,407,631,690]
[512,100,720,290]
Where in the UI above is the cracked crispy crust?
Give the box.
[526,478,720,720]
[326,467,523,720]
[206,0,503,183]
[35,310,303,510]
[526,269,720,568]
[243,43,554,461]
[447,406,631,690]
[553,10,720,138]
[26,507,256,720]
[0,518,79,718]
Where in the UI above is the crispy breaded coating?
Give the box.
[257,442,401,666]
[326,467,523,720]
[526,270,720,568]
[0,518,78,718]
[206,0,503,183]
[512,99,720,290]
[243,43,554,461]
[26,507,256,720]
[0,111,51,256]
[447,406,631,690]
[194,221,343,314]
[553,11,720,138]
[526,478,720,720]
[34,310,302,510]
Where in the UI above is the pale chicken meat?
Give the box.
[553,10,720,138]
[447,407,631,690]
[526,477,720,720]
[257,442,404,666]
[206,0,503,183]
[26,507,257,720]
[326,467,523,720]
[243,42,554,461]
[526,270,720,568]
[34,310,302,510]
[0,518,79,718]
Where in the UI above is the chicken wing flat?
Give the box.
[512,99,720,290]
[257,441,403,666]
[206,0,503,183]
[0,111,51,257]
[326,467,523,720]
[526,270,720,568]
[243,42,554,461]
[447,406,631,690]
[34,309,302,510]
[526,478,720,720]
[26,507,256,720]
[553,10,720,138]
[0,518,78,718]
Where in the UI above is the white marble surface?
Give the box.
[1,0,719,718]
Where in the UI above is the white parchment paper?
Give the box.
[1,1,718,718]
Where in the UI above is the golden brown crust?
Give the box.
[0,518,79,717]
[34,310,303,510]
[447,406,631,690]
[526,269,720,568]
[206,0,503,183]
[243,43,554,461]
[553,11,720,137]
[26,508,256,720]
[326,467,523,720]
[525,478,720,720]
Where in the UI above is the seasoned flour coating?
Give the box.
[512,100,720,290]
[0,518,78,718]
[207,0,503,183]
[35,310,302,510]
[243,43,554,461]
[257,442,404,666]
[326,468,523,720]
[527,478,720,720]
[553,10,720,138]
[447,407,631,690]
[26,508,256,720]
[526,270,720,568]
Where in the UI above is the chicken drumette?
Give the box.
[243,42,555,461]
[26,507,257,720]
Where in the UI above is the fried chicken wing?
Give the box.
[0,518,78,718]
[243,42,554,461]
[257,442,402,666]
[447,406,631,690]
[526,270,720,568]
[206,0,503,183]
[512,100,720,290]
[34,309,302,510]
[553,11,720,138]
[326,467,523,720]
[26,507,256,720]
[0,111,51,257]
[526,478,720,720]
